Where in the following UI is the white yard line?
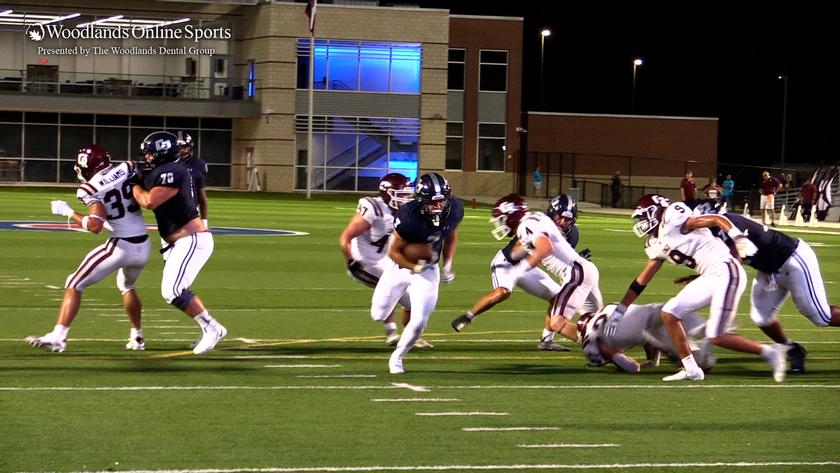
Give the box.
[26,460,840,472]
[463,427,561,432]
[371,398,460,402]
[391,382,430,393]
[416,412,509,416]
[518,443,620,448]
[264,364,342,368]
[298,375,376,378]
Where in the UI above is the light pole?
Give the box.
[778,75,788,175]
[539,28,551,110]
[632,58,643,113]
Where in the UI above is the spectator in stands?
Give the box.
[533,166,543,197]
[722,174,735,209]
[759,170,783,226]
[680,170,697,206]
[702,177,723,200]
[610,171,622,207]
[799,180,817,222]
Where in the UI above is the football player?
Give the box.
[607,194,788,382]
[577,303,715,374]
[494,194,602,346]
[131,131,226,355]
[370,172,464,374]
[25,145,151,352]
[177,132,209,228]
[339,173,431,347]
[692,199,840,373]
[451,193,593,352]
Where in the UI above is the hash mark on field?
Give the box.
[298,375,376,378]
[463,427,561,432]
[416,412,509,416]
[391,382,430,392]
[518,443,620,448]
[264,364,342,368]
[41,460,840,472]
[45,285,60,289]
[371,398,460,402]
[233,355,311,359]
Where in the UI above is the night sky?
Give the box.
[402,0,839,170]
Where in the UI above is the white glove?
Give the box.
[50,200,74,218]
[441,263,455,284]
[509,260,533,281]
[728,228,758,258]
[604,304,627,338]
[412,259,431,273]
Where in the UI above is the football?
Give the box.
[402,242,434,263]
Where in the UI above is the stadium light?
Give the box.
[632,58,643,113]
[539,27,552,109]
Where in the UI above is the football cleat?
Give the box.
[787,342,807,374]
[125,336,145,351]
[662,369,704,382]
[25,334,66,353]
[192,321,227,355]
[388,354,405,374]
[768,343,788,383]
[537,340,572,352]
[385,330,400,346]
[413,338,434,349]
[451,314,471,332]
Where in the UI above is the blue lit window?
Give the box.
[297,39,421,93]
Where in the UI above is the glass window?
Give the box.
[314,46,327,89]
[26,112,58,124]
[327,45,359,90]
[0,111,22,123]
[445,122,464,170]
[359,47,389,92]
[199,130,231,164]
[97,114,129,126]
[166,117,199,129]
[390,46,421,93]
[60,126,93,160]
[448,48,465,91]
[326,131,358,168]
[478,123,506,171]
[479,50,508,92]
[25,125,58,158]
[201,118,232,129]
[296,53,310,89]
[206,164,231,187]
[131,116,164,127]
[61,114,93,125]
[24,159,57,183]
[0,124,22,157]
[95,127,130,161]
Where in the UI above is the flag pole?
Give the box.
[306,31,314,200]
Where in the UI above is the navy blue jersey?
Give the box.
[395,198,464,264]
[184,156,208,189]
[143,161,199,239]
[501,224,579,264]
[722,212,798,273]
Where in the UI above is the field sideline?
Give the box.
[1,187,838,473]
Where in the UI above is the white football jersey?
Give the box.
[351,197,395,262]
[515,212,582,267]
[646,201,732,274]
[76,162,147,238]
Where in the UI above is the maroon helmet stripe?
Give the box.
[66,239,117,289]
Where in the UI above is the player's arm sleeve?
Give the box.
[355,198,378,225]
[76,187,100,207]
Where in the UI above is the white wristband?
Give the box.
[202,219,208,228]
[80,215,90,232]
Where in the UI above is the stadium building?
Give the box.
[0,0,716,200]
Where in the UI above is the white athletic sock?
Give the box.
[383,322,397,333]
[681,354,700,373]
[760,344,774,359]
[194,310,213,329]
[465,311,475,320]
[53,324,69,339]
[540,329,556,343]
[130,328,143,339]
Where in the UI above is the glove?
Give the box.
[727,227,758,258]
[578,248,592,260]
[412,259,431,273]
[346,259,362,276]
[441,263,455,284]
[604,303,627,338]
[50,200,74,218]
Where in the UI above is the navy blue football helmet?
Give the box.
[140,131,179,170]
[546,194,577,231]
[176,131,194,160]
[415,172,452,226]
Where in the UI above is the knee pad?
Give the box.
[167,289,195,310]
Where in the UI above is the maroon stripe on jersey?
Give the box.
[79,183,96,196]
[66,239,117,289]
[550,261,583,317]
[718,259,740,335]
[366,197,382,217]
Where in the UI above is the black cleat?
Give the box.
[451,314,471,332]
[787,342,807,374]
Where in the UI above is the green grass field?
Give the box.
[1,187,839,473]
